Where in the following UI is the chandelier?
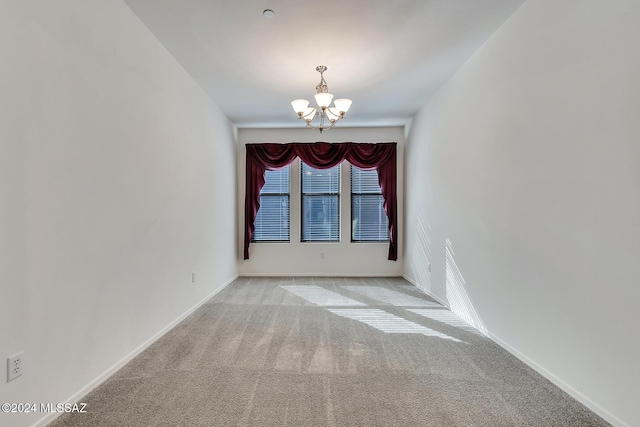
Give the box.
[291,65,352,133]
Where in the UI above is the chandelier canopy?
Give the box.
[291,65,352,133]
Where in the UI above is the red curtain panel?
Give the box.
[244,142,397,261]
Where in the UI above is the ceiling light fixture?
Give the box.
[291,66,352,133]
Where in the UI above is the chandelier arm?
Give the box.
[303,116,339,133]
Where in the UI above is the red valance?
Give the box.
[244,142,397,261]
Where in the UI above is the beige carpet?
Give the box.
[50,277,609,426]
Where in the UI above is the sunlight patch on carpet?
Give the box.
[328,308,462,342]
[280,285,366,306]
[407,308,482,335]
[343,286,441,307]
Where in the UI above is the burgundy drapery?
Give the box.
[244,142,397,261]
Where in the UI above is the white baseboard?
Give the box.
[240,273,404,278]
[487,331,627,427]
[33,275,238,427]
[402,274,626,427]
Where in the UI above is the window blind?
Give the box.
[301,162,340,241]
[351,166,389,242]
[252,166,290,241]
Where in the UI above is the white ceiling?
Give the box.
[123,0,524,129]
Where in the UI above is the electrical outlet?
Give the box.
[7,352,23,382]
[320,252,325,259]
[191,272,196,283]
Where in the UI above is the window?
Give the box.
[351,166,389,242]
[252,166,290,241]
[301,162,340,241]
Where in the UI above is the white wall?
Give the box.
[0,2,237,426]
[403,1,640,426]
[238,127,404,277]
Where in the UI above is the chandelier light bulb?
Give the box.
[314,92,334,109]
[302,107,317,121]
[291,99,309,115]
[326,107,341,122]
[334,98,352,115]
